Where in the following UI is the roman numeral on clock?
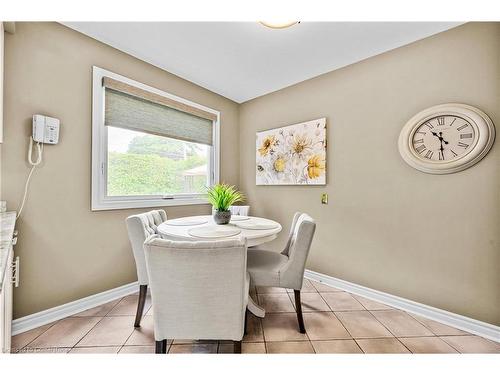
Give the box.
[457,123,468,131]
[425,122,434,129]
[438,152,444,160]
[424,150,434,159]
[415,144,426,154]
[437,117,445,126]
[451,150,458,157]
[458,142,469,148]
[413,139,424,144]
[460,133,473,139]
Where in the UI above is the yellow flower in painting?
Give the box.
[292,134,312,156]
[273,157,286,172]
[258,136,276,156]
[307,155,325,179]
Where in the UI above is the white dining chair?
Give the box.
[246,213,316,333]
[143,235,249,354]
[229,205,250,216]
[125,209,167,327]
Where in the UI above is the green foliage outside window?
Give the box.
[107,134,208,196]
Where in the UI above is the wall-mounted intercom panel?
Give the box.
[16,114,61,219]
[32,114,60,144]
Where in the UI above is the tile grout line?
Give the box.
[368,309,437,338]
[396,334,467,353]
[350,293,394,312]
[392,337,413,354]
[71,295,126,351]
[439,340,460,354]
[313,287,366,353]
[364,309,416,353]
[332,309,397,342]
[319,288,408,354]
[71,295,130,350]
[14,321,57,352]
[340,308,413,354]
[435,337,463,354]
[68,316,109,350]
[352,339,367,354]
[405,311,440,336]
[103,297,126,317]
[321,296,364,352]
[121,319,142,350]
[26,315,107,351]
[259,288,314,352]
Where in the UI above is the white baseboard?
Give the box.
[12,282,139,336]
[304,269,500,343]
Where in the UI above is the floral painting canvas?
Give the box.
[256,118,327,185]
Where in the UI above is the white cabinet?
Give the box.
[0,248,14,353]
[1,22,4,143]
[0,212,17,353]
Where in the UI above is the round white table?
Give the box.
[157,215,282,247]
[157,214,282,318]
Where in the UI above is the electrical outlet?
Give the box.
[321,193,328,204]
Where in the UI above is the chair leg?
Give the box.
[234,340,242,354]
[134,285,148,327]
[155,339,167,354]
[244,309,248,335]
[294,290,306,333]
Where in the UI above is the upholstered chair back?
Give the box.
[279,214,316,290]
[126,210,167,285]
[281,212,303,257]
[229,205,250,216]
[143,236,249,342]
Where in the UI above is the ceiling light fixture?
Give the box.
[259,21,300,29]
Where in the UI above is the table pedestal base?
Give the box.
[247,294,265,318]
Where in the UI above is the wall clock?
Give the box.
[398,103,495,174]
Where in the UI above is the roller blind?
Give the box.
[103,77,215,146]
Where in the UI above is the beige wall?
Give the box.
[2,22,239,318]
[3,22,499,325]
[239,23,500,325]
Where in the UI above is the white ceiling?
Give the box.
[63,22,461,103]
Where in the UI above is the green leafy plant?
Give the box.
[207,183,245,212]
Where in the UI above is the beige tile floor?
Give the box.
[11,279,500,354]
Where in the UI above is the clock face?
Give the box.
[399,104,495,174]
[411,115,476,162]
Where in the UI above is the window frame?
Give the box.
[91,66,220,211]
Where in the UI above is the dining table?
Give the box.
[157,214,282,318]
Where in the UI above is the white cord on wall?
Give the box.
[16,136,44,219]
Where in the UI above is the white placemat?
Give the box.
[234,220,279,230]
[164,217,208,226]
[230,215,250,222]
[188,225,241,239]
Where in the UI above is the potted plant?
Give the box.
[207,183,245,225]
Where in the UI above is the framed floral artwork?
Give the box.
[256,118,327,185]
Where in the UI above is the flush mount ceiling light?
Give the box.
[259,21,300,29]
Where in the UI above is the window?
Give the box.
[92,67,220,210]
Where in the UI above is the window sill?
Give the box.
[91,197,210,211]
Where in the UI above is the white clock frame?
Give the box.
[398,103,495,174]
